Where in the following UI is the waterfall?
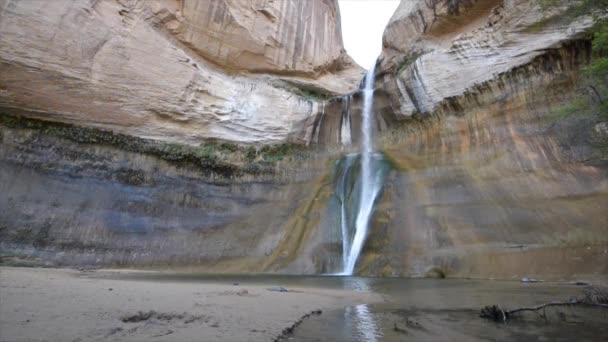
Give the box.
[339,94,352,145]
[313,101,325,145]
[340,63,383,276]
[336,155,356,270]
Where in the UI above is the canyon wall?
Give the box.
[0,0,356,270]
[0,115,331,272]
[157,0,346,76]
[345,0,608,279]
[0,0,362,145]
[1,0,607,280]
[374,0,594,121]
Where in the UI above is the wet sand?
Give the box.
[0,267,380,342]
[2,267,607,342]
[292,277,608,341]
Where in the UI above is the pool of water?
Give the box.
[96,272,608,341]
[292,278,608,341]
[98,271,383,291]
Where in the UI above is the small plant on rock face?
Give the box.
[259,143,302,162]
[426,265,448,278]
[538,0,608,116]
[396,52,423,75]
[0,115,301,178]
[538,0,608,15]
[245,146,257,161]
[194,145,216,161]
[297,88,332,101]
[424,0,475,16]
[587,21,608,114]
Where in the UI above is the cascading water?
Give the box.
[339,94,353,146]
[337,63,387,276]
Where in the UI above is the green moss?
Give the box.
[115,168,146,186]
[523,17,554,33]
[245,146,257,161]
[272,82,332,101]
[535,1,608,117]
[539,14,608,159]
[426,266,448,279]
[523,3,584,33]
[396,52,423,75]
[0,114,308,178]
[259,143,307,162]
[32,223,52,248]
[217,142,238,153]
[537,0,608,17]
[295,87,332,101]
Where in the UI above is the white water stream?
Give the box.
[341,64,382,275]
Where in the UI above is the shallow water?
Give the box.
[100,272,608,341]
[293,278,608,342]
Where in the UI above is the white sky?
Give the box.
[338,0,400,68]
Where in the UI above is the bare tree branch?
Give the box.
[480,286,608,322]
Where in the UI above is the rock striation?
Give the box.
[1,0,607,280]
[375,0,594,121]
[299,1,599,150]
[340,0,608,278]
[0,115,329,271]
[153,0,347,76]
[0,0,362,145]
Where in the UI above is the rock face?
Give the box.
[154,0,346,76]
[339,0,608,278]
[0,0,362,145]
[0,115,330,272]
[375,0,594,121]
[2,0,607,280]
[0,0,358,271]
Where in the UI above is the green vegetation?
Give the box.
[32,223,52,248]
[538,0,608,15]
[0,114,308,178]
[258,143,306,162]
[426,265,448,279]
[293,87,332,101]
[271,81,333,101]
[115,168,146,186]
[588,21,608,112]
[539,0,608,116]
[396,52,423,75]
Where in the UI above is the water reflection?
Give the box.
[92,272,608,341]
[343,278,381,341]
[346,304,381,342]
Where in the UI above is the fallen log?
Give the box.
[480,286,608,322]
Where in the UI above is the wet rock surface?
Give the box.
[0,114,331,271]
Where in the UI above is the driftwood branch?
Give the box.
[511,301,608,314]
[274,309,322,342]
[480,286,608,322]
[508,298,580,315]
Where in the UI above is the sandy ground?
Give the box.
[0,267,380,342]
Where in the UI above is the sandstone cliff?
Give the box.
[342,0,608,278]
[375,0,594,120]
[1,0,607,280]
[153,0,346,76]
[0,0,358,271]
[0,115,329,271]
[0,0,363,145]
